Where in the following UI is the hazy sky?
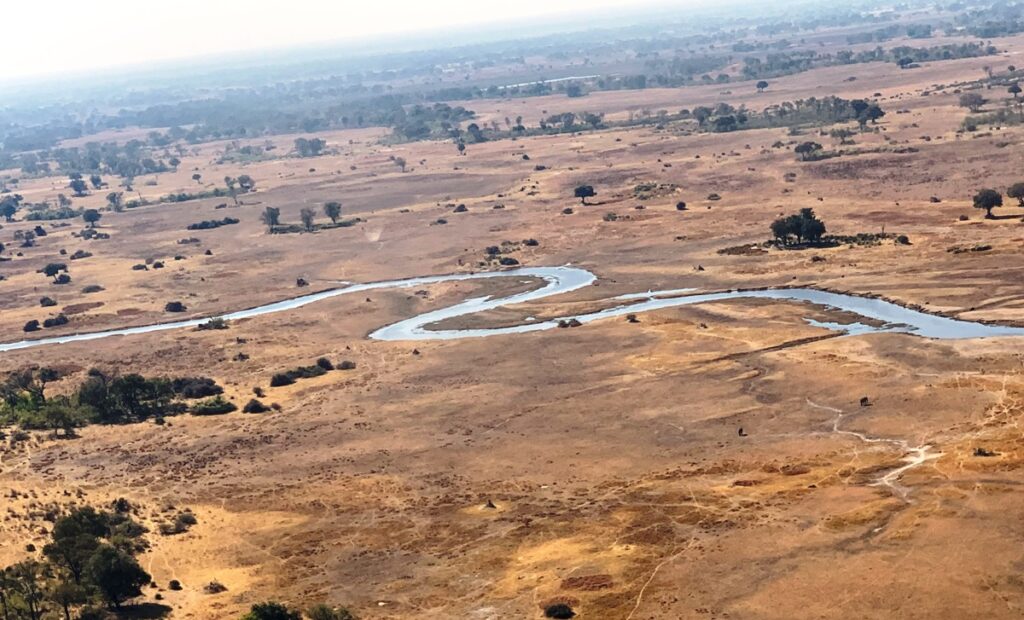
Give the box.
[9,0,648,80]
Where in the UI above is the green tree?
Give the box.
[300,208,316,232]
[959,93,986,112]
[324,202,342,224]
[43,263,68,283]
[48,578,88,620]
[225,177,239,205]
[1008,182,1024,206]
[69,178,89,197]
[261,207,281,233]
[242,601,303,620]
[756,80,769,92]
[829,128,854,145]
[43,508,108,584]
[85,545,150,609]
[794,141,823,161]
[83,209,102,228]
[192,173,202,185]
[574,185,596,205]
[1009,83,1022,100]
[105,192,123,212]
[39,398,92,438]
[974,188,1003,218]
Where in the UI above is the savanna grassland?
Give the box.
[5,2,1024,618]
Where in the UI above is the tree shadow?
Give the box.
[116,603,173,618]
[986,213,1024,220]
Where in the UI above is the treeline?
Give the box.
[741,42,996,80]
[0,367,230,433]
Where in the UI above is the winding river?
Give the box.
[3,265,1024,353]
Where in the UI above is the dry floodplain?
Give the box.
[6,26,1024,620]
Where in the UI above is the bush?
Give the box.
[190,396,237,415]
[197,318,229,331]
[172,377,223,399]
[39,296,57,307]
[168,580,182,591]
[242,602,300,620]
[186,217,239,230]
[338,361,356,371]
[165,301,187,312]
[42,314,69,328]
[270,373,295,387]
[54,274,72,285]
[316,357,335,371]
[24,320,40,332]
[82,285,104,294]
[306,604,355,620]
[544,603,576,619]
[243,399,270,414]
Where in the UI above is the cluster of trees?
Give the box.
[20,141,178,179]
[294,138,327,157]
[973,184,1024,218]
[261,203,352,234]
[0,367,227,432]
[770,208,827,245]
[0,504,152,617]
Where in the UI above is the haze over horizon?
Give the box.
[7,0,707,82]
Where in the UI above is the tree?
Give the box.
[770,208,826,245]
[294,137,326,157]
[574,185,596,205]
[48,578,88,620]
[1010,84,1022,100]
[89,175,103,190]
[225,177,239,205]
[300,208,316,232]
[242,601,302,620]
[69,178,89,197]
[7,561,46,620]
[40,398,91,437]
[324,202,342,224]
[897,57,914,69]
[393,157,407,172]
[237,175,256,192]
[82,209,102,228]
[43,508,108,584]
[756,80,769,92]
[829,128,854,145]
[168,157,181,168]
[0,202,15,222]
[959,93,986,112]
[106,192,123,212]
[1009,182,1024,207]
[261,207,280,233]
[794,141,823,161]
[192,173,202,185]
[43,263,69,283]
[85,545,150,609]
[973,188,1003,218]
